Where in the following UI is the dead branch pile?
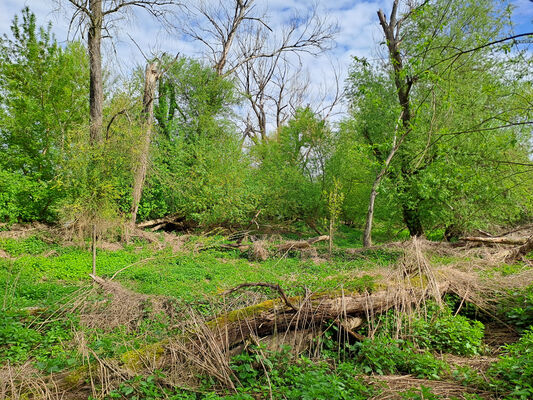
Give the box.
[136,214,193,232]
[215,235,330,260]
[73,275,179,332]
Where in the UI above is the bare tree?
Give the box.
[179,0,338,140]
[181,0,335,77]
[62,0,179,144]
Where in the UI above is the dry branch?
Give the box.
[460,236,527,245]
[211,281,451,348]
[222,282,298,311]
[505,236,533,262]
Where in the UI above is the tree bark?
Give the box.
[88,0,104,144]
[131,62,159,226]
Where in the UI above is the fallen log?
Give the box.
[137,215,176,229]
[505,236,533,262]
[208,280,450,348]
[63,277,452,387]
[459,236,527,245]
[277,235,329,252]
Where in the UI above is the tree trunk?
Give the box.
[363,114,407,248]
[377,3,426,239]
[131,62,159,226]
[92,224,97,275]
[402,204,424,237]
[88,0,104,144]
[363,184,379,248]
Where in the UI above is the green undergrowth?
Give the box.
[488,326,533,399]
[0,234,382,302]
[1,232,532,399]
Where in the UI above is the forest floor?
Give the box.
[0,224,532,399]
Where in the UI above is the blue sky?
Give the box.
[0,0,531,109]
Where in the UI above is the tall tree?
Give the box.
[179,0,338,142]
[63,0,178,144]
[348,0,533,244]
[0,8,89,222]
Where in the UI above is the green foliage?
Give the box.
[148,56,253,226]
[0,8,89,222]
[251,108,331,224]
[410,306,485,356]
[0,309,76,370]
[0,235,50,256]
[399,386,440,400]
[341,0,533,235]
[230,347,375,400]
[489,327,533,399]
[500,286,533,332]
[106,373,204,400]
[352,337,447,379]
[367,304,485,356]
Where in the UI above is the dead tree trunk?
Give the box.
[131,62,159,227]
[88,0,104,145]
[209,281,451,348]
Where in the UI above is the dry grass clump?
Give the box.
[74,276,179,332]
[0,363,68,400]
[367,375,498,400]
[164,309,236,391]
[250,240,269,261]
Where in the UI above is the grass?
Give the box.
[1,235,381,302]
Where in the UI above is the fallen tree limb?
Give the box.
[505,236,533,262]
[460,236,527,245]
[210,281,451,348]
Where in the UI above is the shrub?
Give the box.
[410,305,485,355]
[489,327,533,399]
[230,346,374,400]
[500,286,533,333]
[353,336,447,379]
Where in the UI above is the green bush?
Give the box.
[489,327,533,399]
[500,286,533,333]
[410,306,485,355]
[370,305,485,356]
[230,347,374,400]
[352,336,447,379]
